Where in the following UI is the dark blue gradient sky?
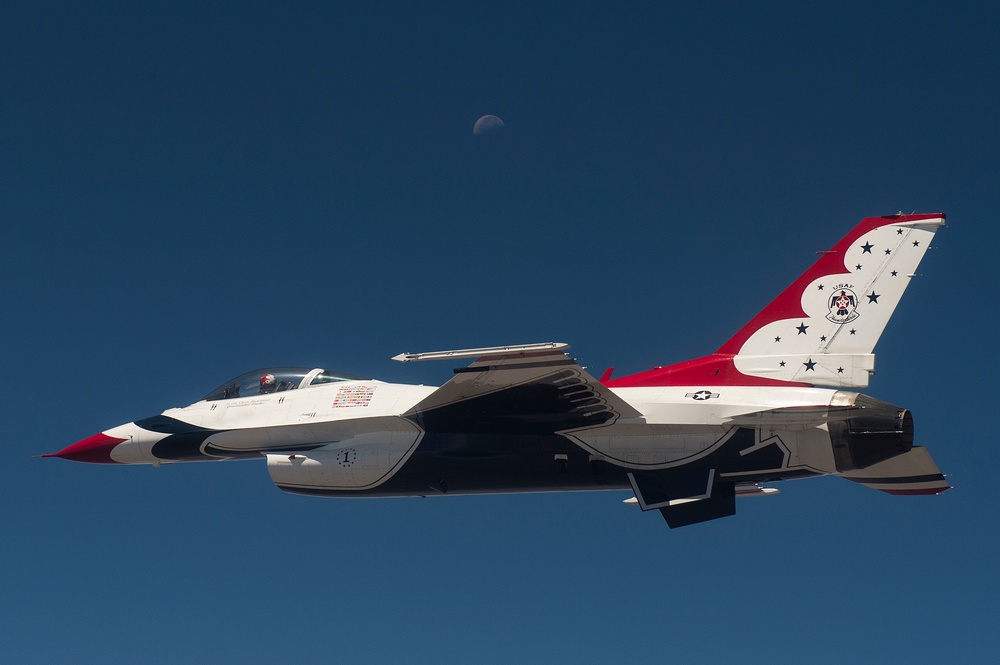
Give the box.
[2,2,997,663]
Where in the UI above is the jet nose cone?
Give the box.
[44,432,128,463]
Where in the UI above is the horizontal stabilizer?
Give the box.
[838,446,950,495]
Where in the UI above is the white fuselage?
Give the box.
[102,379,849,488]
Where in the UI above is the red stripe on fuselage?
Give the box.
[604,353,811,388]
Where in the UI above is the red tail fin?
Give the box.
[607,213,945,389]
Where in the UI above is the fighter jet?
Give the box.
[46,213,950,527]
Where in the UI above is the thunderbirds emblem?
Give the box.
[826,286,860,324]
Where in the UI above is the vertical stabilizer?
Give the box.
[608,213,945,389]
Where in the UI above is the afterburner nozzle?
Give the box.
[829,394,914,472]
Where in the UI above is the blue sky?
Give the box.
[2,2,997,663]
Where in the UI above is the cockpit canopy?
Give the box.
[202,367,365,402]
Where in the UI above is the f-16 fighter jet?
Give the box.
[47,213,950,527]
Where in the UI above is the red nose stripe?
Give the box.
[43,433,127,464]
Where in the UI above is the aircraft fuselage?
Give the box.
[48,214,952,527]
[74,377,901,500]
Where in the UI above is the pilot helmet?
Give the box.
[260,373,276,388]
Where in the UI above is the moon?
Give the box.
[473,115,505,136]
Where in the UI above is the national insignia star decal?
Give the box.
[867,292,880,303]
[861,242,873,253]
[796,323,809,335]
[803,358,816,371]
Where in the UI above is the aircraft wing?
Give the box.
[395,342,642,434]
[837,446,950,495]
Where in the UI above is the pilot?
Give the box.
[259,373,277,394]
